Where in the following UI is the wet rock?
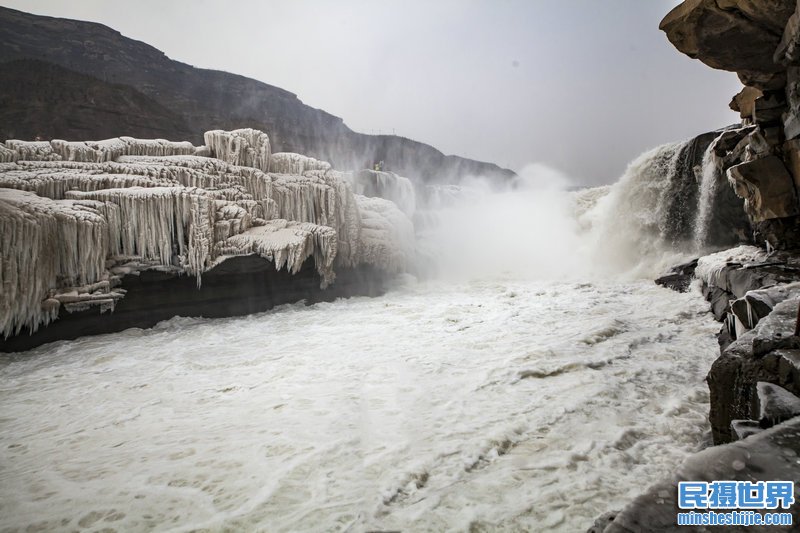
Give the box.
[655,259,698,293]
[603,416,800,532]
[756,381,800,427]
[708,297,800,443]
[730,419,764,440]
[753,214,800,249]
[0,256,389,353]
[729,281,800,332]
[777,348,800,385]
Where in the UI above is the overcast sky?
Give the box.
[2,0,742,185]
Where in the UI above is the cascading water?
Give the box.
[692,145,723,251]
[581,130,750,274]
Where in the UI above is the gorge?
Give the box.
[4,2,800,533]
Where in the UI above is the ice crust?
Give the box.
[0,130,415,337]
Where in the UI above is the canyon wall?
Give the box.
[661,0,800,249]
[0,7,514,186]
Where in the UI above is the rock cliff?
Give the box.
[592,2,800,530]
[662,0,800,249]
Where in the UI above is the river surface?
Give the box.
[1,275,719,532]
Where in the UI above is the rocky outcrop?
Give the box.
[654,259,698,292]
[0,59,195,142]
[707,295,800,443]
[0,6,514,186]
[603,246,800,531]
[660,0,796,90]
[596,416,800,532]
[662,0,800,249]
[0,128,417,349]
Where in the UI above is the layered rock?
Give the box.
[662,0,800,248]
[0,129,416,345]
[660,0,796,89]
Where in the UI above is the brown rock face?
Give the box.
[660,0,796,89]
[729,86,763,118]
[727,155,799,221]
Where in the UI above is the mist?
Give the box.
[417,146,703,283]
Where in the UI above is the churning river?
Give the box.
[1,275,719,532]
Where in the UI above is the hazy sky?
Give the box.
[2,0,742,185]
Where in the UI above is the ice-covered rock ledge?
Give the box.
[0,129,417,350]
[661,245,800,444]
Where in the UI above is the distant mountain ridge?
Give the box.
[0,6,514,183]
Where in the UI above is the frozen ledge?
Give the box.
[0,129,416,340]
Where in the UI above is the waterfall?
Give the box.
[692,145,722,251]
[586,141,694,269]
[582,129,750,275]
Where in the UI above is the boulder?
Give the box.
[660,0,796,89]
[753,92,787,124]
[756,381,800,427]
[727,156,799,221]
[655,259,698,292]
[729,86,763,119]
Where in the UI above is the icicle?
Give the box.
[204,129,271,172]
[217,220,338,287]
[0,189,109,338]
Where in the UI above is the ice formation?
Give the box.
[0,129,415,338]
[694,245,766,289]
[343,169,417,217]
[270,152,331,175]
[204,129,271,172]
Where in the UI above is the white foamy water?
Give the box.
[1,276,719,532]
